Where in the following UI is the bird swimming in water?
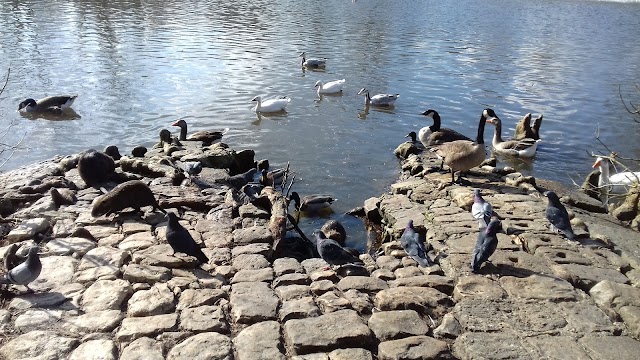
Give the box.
[400,220,432,267]
[164,212,209,265]
[18,95,77,113]
[543,191,576,241]
[471,189,493,229]
[299,52,327,69]
[0,247,42,290]
[471,219,502,273]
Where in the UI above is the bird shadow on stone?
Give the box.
[483,261,541,278]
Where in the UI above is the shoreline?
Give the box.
[0,137,639,359]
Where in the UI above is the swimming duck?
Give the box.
[357,88,399,107]
[299,52,327,69]
[592,156,640,194]
[18,95,77,113]
[431,108,492,184]
[513,113,535,140]
[290,192,336,213]
[260,168,287,187]
[171,119,229,145]
[486,115,540,157]
[252,96,290,113]
[419,109,471,147]
[315,79,346,95]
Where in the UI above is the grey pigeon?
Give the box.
[0,247,42,288]
[165,212,209,264]
[543,191,576,241]
[315,231,362,267]
[471,189,493,229]
[471,219,502,273]
[400,220,432,267]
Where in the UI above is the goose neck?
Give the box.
[476,114,487,145]
[432,112,441,131]
[179,125,187,141]
[492,119,504,144]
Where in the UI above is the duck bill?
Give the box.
[171,120,180,126]
[592,159,601,169]
[486,117,498,124]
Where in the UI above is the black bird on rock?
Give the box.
[165,212,209,264]
[543,191,576,241]
[314,230,362,267]
[471,219,502,273]
[400,220,432,267]
[0,247,42,290]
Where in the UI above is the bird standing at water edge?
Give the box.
[543,191,576,241]
[471,219,502,273]
[18,95,77,113]
[0,247,42,290]
[315,230,362,267]
[419,109,471,147]
[471,189,493,229]
[165,212,209,265]
[592,156,640,195]
[400,220,432,267]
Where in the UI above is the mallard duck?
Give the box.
[171,119,228,145]
[431,108,492,184]
[260,168,286,187]
[252,96,290,113]
[290,191,336,213]
[531,114,543,140]
[486,115,540,157]
[513,113,535,140]
[592,156,640,194]
[419,109,471,147]
[18,95,77,113]
[299,52,327,69]
[357,88,399,107]
[315,79,346,95]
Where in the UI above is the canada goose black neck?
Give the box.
[431,111,441,132]
[477,112,488,145]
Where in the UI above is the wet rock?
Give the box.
[116,313,178,342]
[378,335,452,360]
[0,330,79,360]
[127,283,175,316]
[230,281,279,324]
[46,237,96,256]
[284,309,373,355]
[280,297,321,322]
[177,288,227,309]
[368,310,429,341]
[82,279,133,312]
[234,321,286,360]
[120,337,164,360]
[68,339,117,360]
[179,305,228,333]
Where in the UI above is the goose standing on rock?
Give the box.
[315,79,346,95]
[592,156,640,195]
[419,109,471,147]
[357,88,399,107]
[486,115,540,157]
[171,119,229,145]
[431,108,492,184]
[252,96,290,113]
[18,95,77,113]
[299,52,327,69]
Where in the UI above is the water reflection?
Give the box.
[19,108,81,121]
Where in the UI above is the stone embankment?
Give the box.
[0,137,638,359]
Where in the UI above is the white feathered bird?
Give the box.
[357,88,399,107]
[252,96,290,113]
[315,79,346,95]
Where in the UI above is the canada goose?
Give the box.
[299,52,327,69]
[290,192,336,213]
[18,95,77,113]
[431,108,493,184]
[513,113,535,140]
[315,79,346,95]
[171,119,229,145]
[419,109,471,147]
[252,96,290,113]
[592,156,640,194]
[531,114,543,140]
[357,88,399,107]
[486,115,540,157]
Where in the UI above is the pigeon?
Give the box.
[471,219,502,273]
[471,189,493,229]
[543,191,576,241]
[0,247,42,288]
[314,231,363,267]
[400,220,432,267]
[165,212,209,264]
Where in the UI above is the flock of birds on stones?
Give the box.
[8,51,640,290]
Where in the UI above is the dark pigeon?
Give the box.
[471,219,502,273]
[543,191,576,241]
[165,212,209,264]
[315,231,363,267]
[400,220,432,267]
[0,247,42,289]
[471,189,493,229]
[226,168,258,189]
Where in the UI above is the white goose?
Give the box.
[486,115,540,157]
[592,156,640,194]
[357,88,399,107]
[315,79,346,95]
[18,95,77,113]
[299,52,327,69]
[252,96,290,113]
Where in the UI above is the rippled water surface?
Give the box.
[1,0,640,248]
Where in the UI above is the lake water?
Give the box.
[1,0,639,250]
